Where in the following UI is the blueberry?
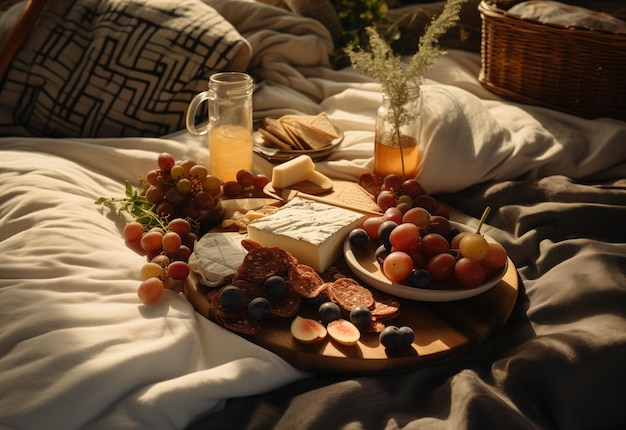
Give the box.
[349,306,372,328]
[398,326,415,347]
[264,275,286,297]
[408,269,431,289]
[379,325,402,349]
[319,302,342,325]
[219,285,243,309]
[248,297,270,320]
[349,228,369,249]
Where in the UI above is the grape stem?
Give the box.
[475,206,491,234]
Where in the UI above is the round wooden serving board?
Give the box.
[184,257,519,376]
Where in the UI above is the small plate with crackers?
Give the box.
[254,113,343,162]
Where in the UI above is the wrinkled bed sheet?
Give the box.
[1,1,626,429]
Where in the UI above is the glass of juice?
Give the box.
[186,72,253,182]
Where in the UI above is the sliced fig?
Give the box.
[290,316,327,343]
[327,319,360,346]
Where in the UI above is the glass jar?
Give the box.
[186,72,254,183]
[373,87,421,181]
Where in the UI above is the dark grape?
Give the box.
[319,302,342,325]
[378,220,398,250]
[349,306,372,328]
[248,297,270,320]
[194,190,214,211]
[398,326,415,346]
[264,275,286,297]
[223,181,244,198]
[375,244,390,265]
[379,325,402,349]
[154,200,175,219]
[165,187,187,207]
[408,269,431,289]
[348,228,369,249]
[219,285,243,309]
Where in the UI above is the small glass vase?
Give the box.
[373,88,422,181]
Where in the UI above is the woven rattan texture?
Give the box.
[478,1,625,120]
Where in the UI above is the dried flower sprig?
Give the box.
[346,0,467,138]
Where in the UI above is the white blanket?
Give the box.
[1,1,625,429]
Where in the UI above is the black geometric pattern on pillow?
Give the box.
[0,0,249,138]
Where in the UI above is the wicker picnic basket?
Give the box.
[478,0,626,121]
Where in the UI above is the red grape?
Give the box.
[383,174,402,192]
[402,207,430,228]
[428,215,451,237]
[377,190,396,212]
[168,218,191,237]
[383,207,403,224]
[383,251,413,282]
[162,231,182,254]
[455,257,486,288]
[426,253,456,283]
[252,174,270,190]
[236,169,255,187]
[481,242,508,269]
[421,233,450,259]
[137,277,165,305]
[157,153,176,172]
[168,261,190,280]
[140,231,164,252]
[123,222,144,242]
[389,223,420,252]
[401,179,425,198]
[363,217,384,239]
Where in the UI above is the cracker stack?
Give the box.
[259,113,340,151]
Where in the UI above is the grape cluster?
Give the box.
[350,179,508,289]
[140,153,222,223]
[124,218,195,305]
[222,169,270,198]
[357,172,449,218]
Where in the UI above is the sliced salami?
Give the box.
[266,287,301,318]
[288,264,327,298]
[327,277,374,311]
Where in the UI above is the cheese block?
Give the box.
[306,169,333,190]
[247,197,365,273]
[271,155,315,189]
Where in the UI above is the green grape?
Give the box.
[176,178,192,194]
[170,165,185,180]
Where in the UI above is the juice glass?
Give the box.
[186,72,253,182]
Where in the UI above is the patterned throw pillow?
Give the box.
[0,0,251,138]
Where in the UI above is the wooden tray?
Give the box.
[184,256,519,375]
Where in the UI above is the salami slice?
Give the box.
[236,247,280,285]
[327,277,374,311]
[266,287,301,318]
[370,292,401,319]
[241,238,263,252]
[215,314,263,335]
[288,264,327,298]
